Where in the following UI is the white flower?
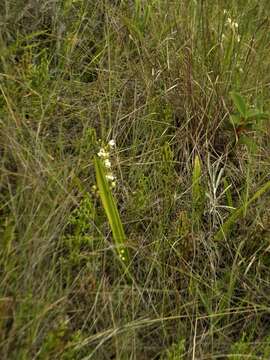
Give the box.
[106,173,115,181]
[226,18,239,32]
[97,148,109,158]
[104,159,111,168]
[237,34,241,42]
[108,139,116,148]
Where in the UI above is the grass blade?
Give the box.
[215,179,270,241]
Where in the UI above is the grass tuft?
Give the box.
[1,0,270,358]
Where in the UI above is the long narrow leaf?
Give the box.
[230,91,247,118]
[215,179,270,240]
[94,156,130,263]
[192,155,205,227]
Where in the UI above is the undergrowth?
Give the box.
[1,0,270,359]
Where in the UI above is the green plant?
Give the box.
[61,192,97,274]
[162,339,185,359]
[94,156,131,277]
[229,91,269,149]
[228,334,253,360]
[1,0,270,358]
[192,155,205,229]
[215,178,270,241]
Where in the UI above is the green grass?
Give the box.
[1,0,270,358]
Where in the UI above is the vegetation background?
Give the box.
[1,0,270,358]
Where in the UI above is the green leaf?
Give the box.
[192,155,205,227]
[246,109,269,120]
[94,156,131,269]
[230,91,247,118]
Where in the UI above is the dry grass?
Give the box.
[1,1,270,359]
